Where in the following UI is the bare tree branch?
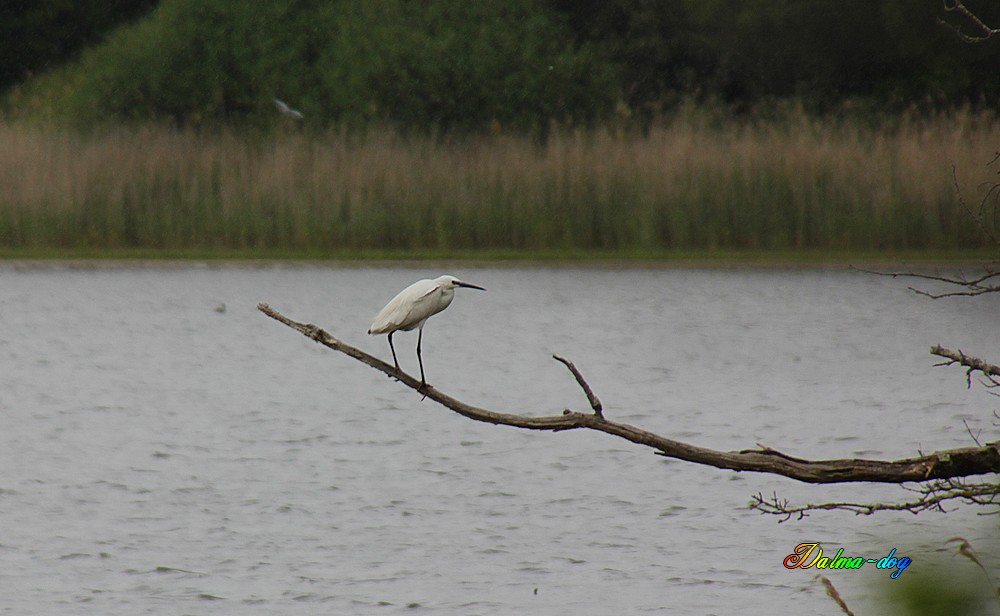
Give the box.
[552,354,604,418]
[750,343,1000,519]
[258,303,1000,485]
[931,345,1000,389]
[965,418,984,447]
[910,281,1000,299]
[939,0,1000,42]
[949,162,1000,247]
[751,479,1000,521]
[853,266,1000,298]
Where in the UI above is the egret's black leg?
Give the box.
[416,327,426,388]
[388,331,400,371]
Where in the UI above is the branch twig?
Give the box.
[931,345,1000,389]
[964,419,984,447]
[751,479,1000,521]
[939,0,1000,42]
[853,266,1000,299]
[552,354,604,418]
[949,163,1000,247]
[258,303,1000,485]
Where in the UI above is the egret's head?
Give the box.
[437,275,486,291]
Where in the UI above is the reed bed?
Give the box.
[0,111,997,254]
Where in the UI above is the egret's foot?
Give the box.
[418,381,430,400]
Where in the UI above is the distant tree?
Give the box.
[0,0,158,93]
[10,1,1000,129]
[547,0,707,131]
[550,0,1000,118]
[10,0,618,133]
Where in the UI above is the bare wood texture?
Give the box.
[258,303,1000,485]
[931,345,1000,378]
[552,354,603,417]
[931,345,1000,394]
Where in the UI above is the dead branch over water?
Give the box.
[752,478,1000,521]
[258,303,1000,486]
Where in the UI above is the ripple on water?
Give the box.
[0,266,997,615]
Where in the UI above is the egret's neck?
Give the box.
[440,287,456,306]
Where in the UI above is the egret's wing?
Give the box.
[369,279,441,333]
[398,283,447,326]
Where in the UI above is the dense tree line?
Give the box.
[554,0,1000,117]
[0,0,157,93]
[3,1,1000,130]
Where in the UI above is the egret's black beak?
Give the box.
[456,281,486,291]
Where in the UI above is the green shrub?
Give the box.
[11,0,619,133]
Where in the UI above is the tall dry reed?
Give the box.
[0,111,996,253]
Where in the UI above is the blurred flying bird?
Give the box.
[368,275,486,388]
[274,98,303,120]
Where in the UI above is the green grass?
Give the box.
[0,110,998,258]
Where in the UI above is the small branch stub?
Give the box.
[552,354,604,418]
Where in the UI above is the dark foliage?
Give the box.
[0,0,158,92]
[6,1,1000,130]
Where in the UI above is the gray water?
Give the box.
[0,264,997,615]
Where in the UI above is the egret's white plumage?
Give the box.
[369,275,485,387]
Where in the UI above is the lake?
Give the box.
[0,263,997,614]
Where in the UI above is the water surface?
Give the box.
[1,264,997,614]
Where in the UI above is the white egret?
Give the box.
[274,98,303,120]
[368,275,486,387]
